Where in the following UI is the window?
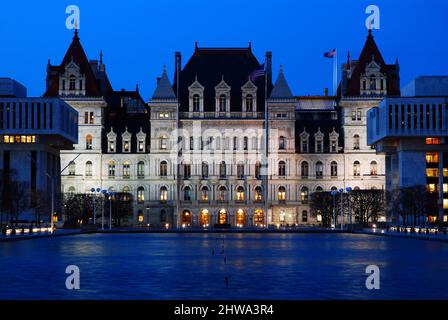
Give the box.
[255,186,263,201]
[236,186,245,201]
[370,161,378,176]
[89,112,94,124]
[184,164,191,179]
[68,162,76,176]
[84,112,89,124]
[138,140,145,152]
[189,136,194,150]
[160,210,167,223]
[160,186,168,201]
[137,187,145,203]
[202,162,209,178]
[278,186,286,201]
[85,134,93,150]
[301,187,309,204]
[69,76,76,90]
[330,139,337,152]
[357,111,362,121]
[160,136,168,150]
[351,110,356,121]
[316,139,323,153]
[426,152,439,163]
[353,161,361,176]
[331,161,338,178]
[301,162,309,178]
[302,211,308,223]
[315,186,323,192]
[369,75,376,90]
[123,161,130,178]
[301,138,308,153]
[278,161,286,177]
[201,186,209,201]
[219,161,226,178]
[123,139,130,152]
[137,161,145,177]
[316,161,323,178]
[426,137,441,145]
[184,186,191,201]
[243,136,248,150]
[279,136,286,150]
[108,139,115,153]
[85,161,92,176]
[426,168,439,178]
[160,161,168,177]
[237,163,245,179]
[193,94,200,112]
[219,94,226,112]
[123,186,131,201]
[353,134,360,150]
[246,94,253,112]
[108,161,116,177]
[255,161,261,179]
[218,186,227,201]
[233,137,238,150]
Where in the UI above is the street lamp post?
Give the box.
[331,190,338,228]
[339,188,344,230]
[108,192,114,230]
[146,205,150,229]
[101,189,107,230]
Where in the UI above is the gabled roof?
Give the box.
[152,67,176,100]
[174,44,272,112]
[44,30,113,97]
[270,66,293,99]
[343,30,400,97]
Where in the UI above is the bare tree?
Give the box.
[310,192,337,227]
[350,190,385,224]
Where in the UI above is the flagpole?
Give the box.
[333,49,337,96]
[264,60,268,229]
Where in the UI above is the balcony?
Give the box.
[179,112,264,120]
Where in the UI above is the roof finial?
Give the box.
[163,64,167,74]
[279,64,284,73]
[73,28,79,40]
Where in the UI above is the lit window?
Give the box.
[426,137,441,145]
[85,134,93,150]
[201,186,209,201]
[426,152,439,163]
[236,186,245,201]
[426,168,439,178]
[138,140,145,152]
[108,161,116,177]
[278,186,286,201]
[160,136,168,150]
[444,199,448,210]
[219,209,227,224]
[353,161,361,177]
[123,161,130,178]
[123,140,130,152]
[255,186,263,201]
[160,186,168,201]
[137,187,145,203]
[370,161,378,176]
[427,184,437,193]
[108,140,115,152]
[301,187,309,204]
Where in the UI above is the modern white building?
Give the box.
[368,76,448,223]
[47,29,399,227]
[0,78,78,223]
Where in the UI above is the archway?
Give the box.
[254,210,264,227]
[218,209,227,225]
[181,210,192,227]
[236,209,246,227]
[199,209,210,227]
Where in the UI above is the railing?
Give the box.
[179,112,264,119]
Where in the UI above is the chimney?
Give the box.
[265,51,272,85]
[324,88,329,97]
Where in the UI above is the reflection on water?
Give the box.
[0,233,447,300]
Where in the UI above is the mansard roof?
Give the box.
[342,30,400,97]
[270,66,293,99]
[174,44,272,112]
[152,67,176,100]
[44,30,113,97]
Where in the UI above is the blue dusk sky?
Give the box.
[0,0,446,99]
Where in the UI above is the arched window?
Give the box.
[331,186,338,192]
[123,186,131,201]
[246,94,253,112]
[237,163,245,179]
[278,161,286,177]
[353,134,360,150]
[236,186,245,201]
[278,186,286,201]
[202,162,209,179]
[184,186,191,201]
[255,186,263,201]
[201,186,209,201]
[137,161,145,177]
[86,134,93,150]
[301,161,309,178]
[68,161,76,176]
[302,210,308,223]
[193,94,200,112]
[353,161,361,176]
[69,75,76,90]
[218,186,227,201]
[183,163,191,179]
[85,161,92,176]
[316,161,323,178]
[219,161,226,178]
[160,136,168,150]
[67,186,76,194]
[160,161,168,177]
[315,186,323,192]
[331,161,338,177]
[279,136,286,150]
[301,187,309,204]
[137,187,145,203]
[160,186,168,201]
[123,161,130,178]
[108,160,116,177]
[255,161,262,179]
[370,161,378,176]
[219,94,227,112]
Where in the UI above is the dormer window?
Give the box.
[136,127,146,153]
[123,140,130,152]
[188,78,204,113]
[59,60,86,96]
[329,128,339,153]
[109,140,115,152]
[107,128,117,153]
[246,95,253,112]
[160,136,168,150]
[193,95,200,112]
[314,128,324,153]
[300,128,309,153]
[369,75,376,90]
[242,80,257,113]
[219,95,226,112]
[69,76,76,90]
[122,128,132,153]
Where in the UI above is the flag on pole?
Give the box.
[324,49,337,58]
[249,63,265,82]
